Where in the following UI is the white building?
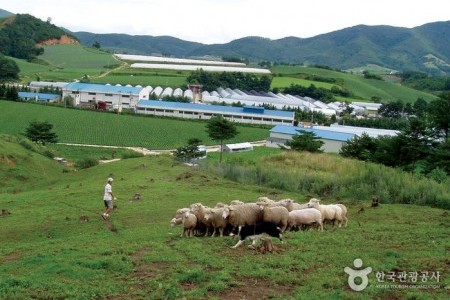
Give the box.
[62,82,152,109]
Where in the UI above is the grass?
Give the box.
[0,141,448,299]
[271,65,438,103]
[0,100,269,149]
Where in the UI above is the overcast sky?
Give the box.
[1,0,449,44]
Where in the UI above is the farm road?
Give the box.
[57,140,267,161]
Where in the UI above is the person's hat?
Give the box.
[108,177,114,182]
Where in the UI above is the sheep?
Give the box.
[256,197,283,207]
[288,208,323,231]
[222,203,263,230]
[215,202,226,208]
[170,217,182,227]
[337,204,348,227]
[280,199,309,211]
[190,203,213,236]
[204,207,229,237]
[181,211,197,238]
[307,198,344,228]
[230,200,244,206]
[256,200,289,232]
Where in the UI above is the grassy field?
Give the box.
[0,138,448,299]
[0,100,269,149]
[271,66,438,103]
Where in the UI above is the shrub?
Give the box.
[75,158,99,169]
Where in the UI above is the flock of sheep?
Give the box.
[170,197,348,244]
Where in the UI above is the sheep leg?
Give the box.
[231,239,245,248]
[219,227,224,237]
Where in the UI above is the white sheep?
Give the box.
[181,211,197,238]
[337,204,348,227]
[256,200,289,232]
[288,208,323,231]
[280,199,309,211]
[215,202,226,208]
[256,197,283,206]
[204,207,229,237]
[222,203,263,229]
[230,200,244,206]
[170,217,182,227]
[307,198,343,228]
[190,203,213,236]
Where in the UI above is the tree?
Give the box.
[284,130,324,153]
[0,55,20,81]
[24,121,58,145]
[339,133,377,161]
[174,138,204,163]
[378,100,404,118]
[92,41,101,49]
[206,115,238,162]
[428,92,450,138]
[424,138,450,176]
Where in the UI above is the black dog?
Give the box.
[231,221,283,248]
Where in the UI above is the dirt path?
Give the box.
[92,55,129,79]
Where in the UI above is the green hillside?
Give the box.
[272,65,438,103]
[75,21,450,75]
[0,140,448,299]
[0,134,65,192]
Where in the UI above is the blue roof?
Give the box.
[137,100,295,118]
[18,92,59,101]
[65,82,142,94]
[271,124,355,142]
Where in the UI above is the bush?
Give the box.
[75,158,99,169]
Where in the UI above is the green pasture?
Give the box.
[0,100,269,149]
[40,45,115,69]
[91,68,189,88]
[0,140,448,299]
[272,65,438,103]
[271,76,335,90]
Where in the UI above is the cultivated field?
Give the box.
[0,138,448,299]
[0,100,269,149]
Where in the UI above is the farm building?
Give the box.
[28,81,69,90]
[223,142,254,152]
[267,124,356,153]
[18,92,60,102]
[62,83,152,110]
[135,100,295,125]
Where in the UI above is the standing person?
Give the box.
[102,177,116,220]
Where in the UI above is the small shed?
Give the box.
[223,142,253,153]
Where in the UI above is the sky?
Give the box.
[1,0,449,44]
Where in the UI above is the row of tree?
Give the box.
[187,69,272,92]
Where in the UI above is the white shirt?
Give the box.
[103,183,112,201]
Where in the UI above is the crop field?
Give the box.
[0,101,269,149]
[91,68,189,88]
[271,76,335,90]
[0,140,448,299]
[271,66,438,103]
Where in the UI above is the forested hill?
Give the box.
[74,21,450,75]
[0,14,78,60]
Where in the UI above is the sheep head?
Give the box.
[307,198,320,208]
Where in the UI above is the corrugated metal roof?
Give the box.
[137,100,295,118]
[65,82,142,95]
[270,124,355,142]
[18,92,59,101]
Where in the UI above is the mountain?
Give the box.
[73,21,450,75]
[0,14,78,60]
[0,9,14,18]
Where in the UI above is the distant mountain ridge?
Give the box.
[73,21,450,75]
